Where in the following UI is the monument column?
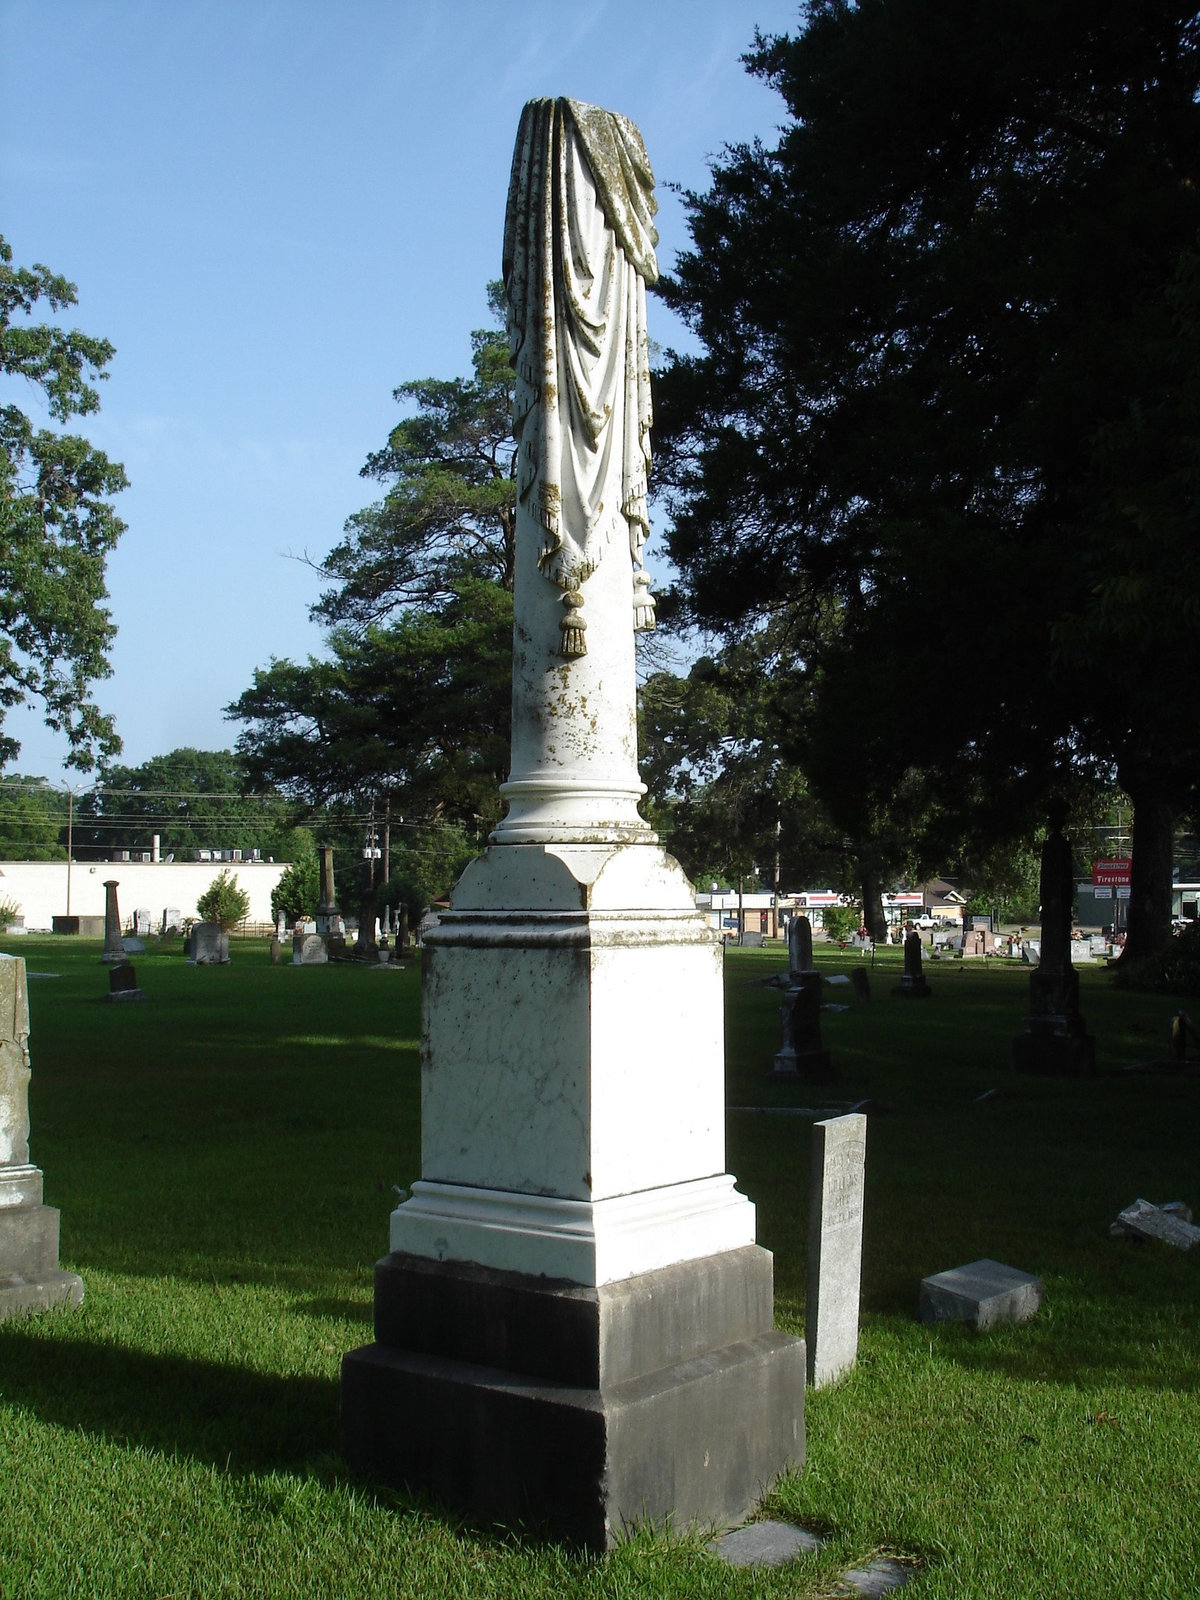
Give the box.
[0,955,84,1319]
[341,97,804,1551]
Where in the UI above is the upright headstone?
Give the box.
[0,954,84,1319]
[892,930,932,998]
[314,845,346,957]
[133,907,153,937]
[101,879,125,963]
[789,914,815,980]
[342,96,805,1552]
[1012,803,1095,1075]
[773,976,833,1080]
[806,1113,866,1387]
[162,907,183,935]
[108,961,144,1001]
[293,932,328,965]
[275,909,287,940]
[850,967,871,1003]
[189,921,230,965]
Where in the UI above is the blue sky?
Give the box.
[2,1,801,782]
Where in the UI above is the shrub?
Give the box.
[821,904,858,942]
[1112,920,1200,997]
[0,896,21,931]
[271,847,319,925]
[196,869,251,932]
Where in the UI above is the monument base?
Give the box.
[1012,1025,1096,1076]
[772,1048,835,1082]
[341,1245,805,1551]
[891,975,932,998]
[0,1166,84,1322]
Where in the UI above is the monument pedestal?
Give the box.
[772,975,833,1080]
[1012,966,1096,1075]
[1012,1017,1096,1076]
[0,1164,84,1320]
[342,842,805,1549]
[343,1245,804,1550]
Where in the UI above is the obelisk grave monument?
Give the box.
[341,96,805,1551]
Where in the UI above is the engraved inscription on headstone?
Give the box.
[807,1112,867,1388]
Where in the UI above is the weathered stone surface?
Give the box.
[807,1113,866,1387]
[101,879,125,963]
[293,933,328,965]
[344,97,805,1551]
[708,1519,824,1566]
[1110,1198,1200,1249]
[343,1248,805,1553]
[851,967,871,1002]
[919,1258,1042,1330]
[0,955,83,1320]
[841,1559,915,1594]
[189,921,230,965]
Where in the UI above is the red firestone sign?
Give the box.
[1092,858,1132,887]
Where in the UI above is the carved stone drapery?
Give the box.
[504,97,658,656]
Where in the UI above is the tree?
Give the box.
[656,0,1200,958]
[0,237,126,768]
[0,775,68,859]
[231,579,512,826]
[270,831,319,924]
[73,747,298,859]
[196,868,251,931]
[309,281,515,630]
[231,290,515,831]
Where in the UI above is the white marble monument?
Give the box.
[341,96,805,1551]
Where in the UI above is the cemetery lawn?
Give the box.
[0,936,1196,1600]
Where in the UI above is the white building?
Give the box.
[0,858,288,932]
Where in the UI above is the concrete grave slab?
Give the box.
[707,1519,824,1566]
[841,1558,915,1594]
[919,1258,1042,1330]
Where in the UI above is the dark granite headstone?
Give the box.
[773,974,834,1080]
[108,961,144,1001]
[892,931,931,998]
[850,967,871,1003]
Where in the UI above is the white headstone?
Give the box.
[807,1112,867,1387]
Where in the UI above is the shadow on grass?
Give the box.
[0,1328,341,1473]
[289,1294,373,1324]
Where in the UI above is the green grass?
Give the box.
[1,936,1197,1598]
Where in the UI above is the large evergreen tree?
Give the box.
[656,0,1200,957]
[230,290,515,833]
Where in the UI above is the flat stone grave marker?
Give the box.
[919,1258,1042,1330]
[1110,1197,1200,1249]
[707,1520,824,1566]
[807,1112,867,1387]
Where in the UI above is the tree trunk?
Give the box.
[1118,777,1175,963]
[859,864,888,943]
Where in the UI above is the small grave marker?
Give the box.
[919,1258,1043,1329]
